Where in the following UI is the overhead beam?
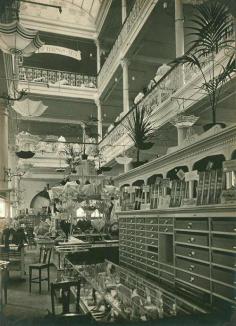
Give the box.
[132,54,172,65]
[19,116,110,127]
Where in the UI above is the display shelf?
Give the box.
[106,259,210,314]
[115,125,236,187]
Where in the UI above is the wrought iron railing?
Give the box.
[97,0,154,89]
[19,66,97,88]
[99,34,236,162]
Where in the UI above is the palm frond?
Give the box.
[124,106,155,150]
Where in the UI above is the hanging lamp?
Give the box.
[12,98,48,117]
[15,131,40,158]
[0,21,44,56]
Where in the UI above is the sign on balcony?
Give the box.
[36,45,81,61]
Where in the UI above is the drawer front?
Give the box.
[175,219,208,231]
[136,217,145,224]
[147,252,158,261]
[136,230,145,237]
[212,282,236,301]
[212,266,235,285]
[146,224,158,232]
[175,233,209,246]
[176,244,209,262]
[146,231,158,238]
[212,235,236,251]
[176,257,210,277]
[146,217,156,224]
[147,259,158,269]
[146,238,158,247]
[159,217,173,225]
[136,224,145,231]
[128,236,135,242]
[159,225,173,233]
[136,236,146,244]
[176,270,210,290]
[136,243,146,250]
[212,218,236,233]
[212,251,236,269]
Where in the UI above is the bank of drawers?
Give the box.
[119,214,236,307]
[211,218,236,233]
[176,270,210,291]
[175,218,208,231]
[212,235,236,252]
[212,266,236,285]
[212,282,236,301]
[176,232,209,246]
[176,257,210,277]
[176,244,210,262]
[212,251,236,269]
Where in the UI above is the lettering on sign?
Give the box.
[185,170,199,182]
[36,45,81,61]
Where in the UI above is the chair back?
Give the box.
[39,246,52,265]
[50,280,81,315]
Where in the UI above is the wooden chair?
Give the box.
[29,246,52,293]
[50,280,81,316]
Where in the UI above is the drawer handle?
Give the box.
[187,223,192,229]
[165,227,168,232]
[189,264,195,271]
[188,251,195,257]
[190,276,195,282]
[164,220,168,224]
[151,234,155,238]
[188,237,195,243]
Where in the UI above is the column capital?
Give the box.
[94,96,101,107]
[120,57,130,68]
[94,38,100,48]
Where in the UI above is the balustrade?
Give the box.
[99,33,235,164]
[98,0,157,91]
[19,66,97,89]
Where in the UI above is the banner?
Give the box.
[37,45,81,61]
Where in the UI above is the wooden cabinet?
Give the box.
[118,206,236,310]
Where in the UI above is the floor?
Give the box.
[1,248,235,326]
[1,247,57,325]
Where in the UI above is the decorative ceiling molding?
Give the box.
[95,0,112,36]
[19,0,105,39]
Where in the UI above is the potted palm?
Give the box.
[176,1,235,130]
[124,105,155,168]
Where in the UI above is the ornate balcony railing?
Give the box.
[19,66,97,89]
[99,37,236,164]
[97,0,158,94]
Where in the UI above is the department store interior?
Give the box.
[0,0,236,325]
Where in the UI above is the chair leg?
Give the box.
[47,266,50,291]
[39,268,42,294]
[29,267,32,292]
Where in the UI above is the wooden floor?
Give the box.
[1,248,235,326]
[1,247,57,324]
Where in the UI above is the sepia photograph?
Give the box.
[0,0,235,325]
